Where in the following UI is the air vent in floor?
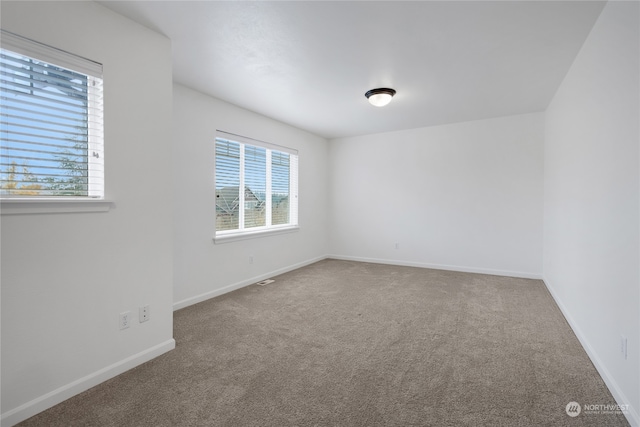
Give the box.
[256,279,275,286]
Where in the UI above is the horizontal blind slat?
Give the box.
[0,85,90,113]
[1,112,88,132]
[1,120,88,138]
[1,160,94,171]
[1,129,87,144]
[216,131,298,155]
[0,96,94,122]
[1,150,87,162]
[0,138,97,154]
[0,54,90,79]
[0,66,90,98]
[1,104,89,125]
[0,76,90,104]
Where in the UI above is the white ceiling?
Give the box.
[99,1,606,139]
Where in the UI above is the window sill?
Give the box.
[213,225,299,244]
[0,198,113,215]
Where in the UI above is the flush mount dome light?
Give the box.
[365,88,396,107]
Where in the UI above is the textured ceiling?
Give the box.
[100,1,606,139]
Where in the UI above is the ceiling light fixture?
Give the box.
[365,88,396,107]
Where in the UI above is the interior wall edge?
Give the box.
[0,339,176,427]
[173,255,328,311]
[327,255,543,281]
[542,276,639,427]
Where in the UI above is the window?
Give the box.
[0,30,104,199]
[215,131,298,241]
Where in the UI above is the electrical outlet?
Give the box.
[621,335,628,360]
[119,311,131,330]
[249,255,254,264]
[395,242,399,250]
[139,305,150,323]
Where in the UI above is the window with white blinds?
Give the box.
[0,30,104,198]
[215,131,298,240]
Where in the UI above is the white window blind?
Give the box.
[0,30,104,198]
[215,131,298,238]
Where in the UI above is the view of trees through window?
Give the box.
[0,48,103,197]
[215,137,293,233]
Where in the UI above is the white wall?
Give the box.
[328,113,544,278]
[543,1,640,424]
[172,84,328,309]
[0,2,174,425]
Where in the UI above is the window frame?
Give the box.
[213,131,298,244]
[0,30,109,215]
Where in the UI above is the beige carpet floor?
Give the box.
[18,259,629,426]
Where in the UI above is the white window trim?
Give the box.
[213,224,299,244]
[0,198,113,215]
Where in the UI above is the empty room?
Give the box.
[1,1,638,426]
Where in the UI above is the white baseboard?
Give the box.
[1,339,176,427]
[327,254,543,280]
[173,255,327,311]
[542,276,639,427]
